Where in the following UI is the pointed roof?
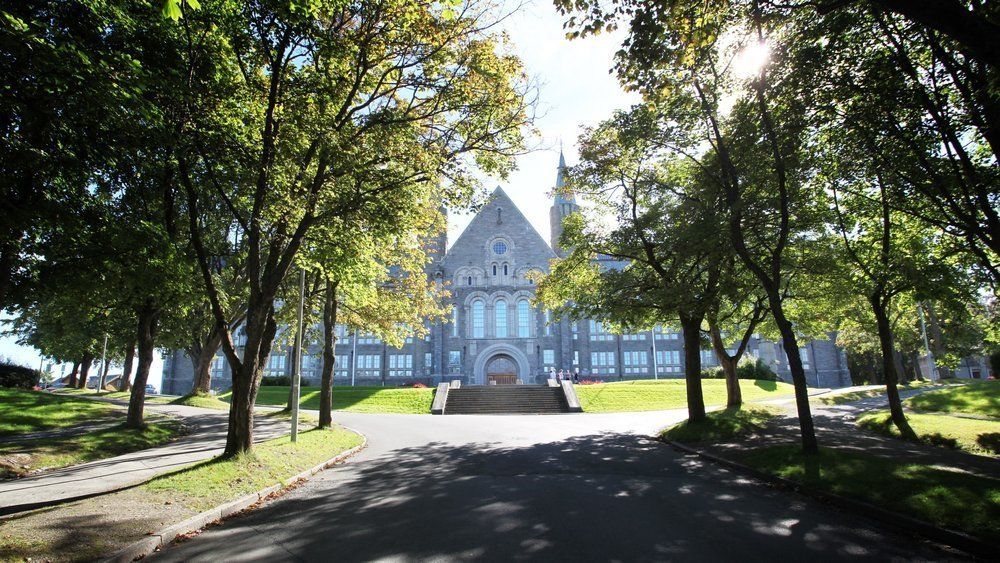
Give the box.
[444,185,557,262]
[553,149,576,205]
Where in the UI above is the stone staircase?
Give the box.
[443,385,570,415]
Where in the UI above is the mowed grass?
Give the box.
[0,421,184,478]
[576,379,794,413]
[141,426,363,511]
[660,406,781,444]
[221,386,436,414]
[906,380,1000,418]
[169,393,230,410]
[817,380,940,405]
[0,389,122,436]
[858,410,1000,456]
[737,445,1000,542]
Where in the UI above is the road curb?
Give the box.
[103,427,367,563]
[659,437,998,558]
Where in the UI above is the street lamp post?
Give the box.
[291,268,305,443]
[97,333,108,392]
[650,327,659,380]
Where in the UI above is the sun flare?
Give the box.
[733,40,771,78]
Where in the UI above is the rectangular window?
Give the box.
[622,333,647,341]
[544,311,552,336]
[590,351,617,375]
[655,325,679,340]
[448,350,461,373]
[701,349,716,366]
[799,347,810,370]
[451,307,458,337]
[656,350,681,374]
[517,300,531,337]
[623,350,649,374]
[388,354,413,377]
[542,349,555,366]
[357,332,381,345]
[356,354,381,377]
[265,353,287,376]
[334,355,349,378]
[424,352,433,372]
[573,350,579,366]
[334,324,348,339]
[572,321,579,340]
[588,320,614,341]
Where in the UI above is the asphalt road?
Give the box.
[152,410,962,562]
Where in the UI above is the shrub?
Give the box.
[701,367,724,379]
[0,361,40,389]
[261,375,291,386]
[736,357,777,381]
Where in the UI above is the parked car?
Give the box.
[145,384,157,395]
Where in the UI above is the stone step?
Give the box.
[444,386,569,415]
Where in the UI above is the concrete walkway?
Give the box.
[0,402,293,516]
[152,408,962,562]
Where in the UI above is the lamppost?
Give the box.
[650,327,659,380]
[290,268,305,443]
[97,333,108,392]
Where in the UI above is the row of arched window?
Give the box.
[469,298,532,338]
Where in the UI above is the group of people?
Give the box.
[548,367,579,384]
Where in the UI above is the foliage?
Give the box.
[660,405,780,444]
[0,361,39,389]
[261,375,292,387]
[737,445,1000,543]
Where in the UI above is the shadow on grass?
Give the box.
[975,432,1000,455]
[753,380,778,392]
[906,380,1000,418]
[220,386,435,413]
[0,389,121,436]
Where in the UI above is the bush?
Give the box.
[700,358,777,381]
[261,375,291,386]
[0,361,41,389]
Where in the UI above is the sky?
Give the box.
[0,0,638,389]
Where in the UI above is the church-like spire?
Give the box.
[553,148,575,204]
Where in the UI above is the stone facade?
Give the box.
[161,155,852,394]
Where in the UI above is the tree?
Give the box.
[177,0,532,455]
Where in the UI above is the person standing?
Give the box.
[573,368,580,383]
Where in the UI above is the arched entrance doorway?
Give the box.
[485,354,518,385]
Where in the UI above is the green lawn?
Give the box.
[576,379,795,413]
[141,426,363,511]
[0,426,363,561]
[0,389,123,436]
[737,445,1000,542]
[817,380,939,405]
[221,385,436,414]
[169,393,230,410]
[906,380,1000,418]
[858,410,1000,456]
[660,405,780,444]
[0,420,184,478]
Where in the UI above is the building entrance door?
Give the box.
[485,354,518,385]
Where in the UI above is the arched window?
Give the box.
[495,299,508,337]
[517,299,531,337]
[492,264,497,276]
[471,300,485,338]
[503,264,508,276]
[467,276,472,286]
[451,306,458,337]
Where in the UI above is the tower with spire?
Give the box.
[549,149,579,257]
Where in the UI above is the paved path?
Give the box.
[0,402,292,515]
[153,410,963,562]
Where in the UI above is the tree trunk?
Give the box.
[871,296,917,439]
[68,361,80,388]
[190,326,224,395]
[78,353,94,389]
[770,301,819,454]
[709,322,743,408]
[319,280,339,428]
[98,356,110,392]
[224,304,278,456]
[679,311,706,423]
[127,302,160,429]
[926,303,952,378]
[119,341,135,392]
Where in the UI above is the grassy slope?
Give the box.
[906,380,1000,418]
[0,421,184,478]
[222,386,436,414]
[858,410,1000,456]
[169,393,230,410]
[141,426,363,511]
[0,426,363,561]
[738,445,1000,542]
[660,406,780,444]
[576,379,794,413]
[818,380,939,405]
[0,389,122,436]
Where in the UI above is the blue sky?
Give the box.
[0,0,637,387]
